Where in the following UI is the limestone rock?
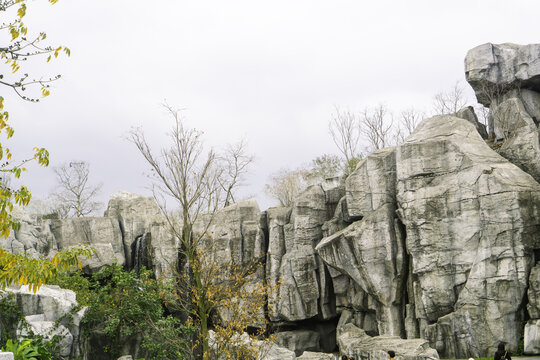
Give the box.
[345,147,396,218]
[316,204,406,336]
[337,323,438,360]
[529,265,540,318]
[275,330,321,356]
[267,184,335,322]
[465,43,540,106]
[396,115,540,357]
[498,128,540,183]
[456,106,488,139]
[525,319,540,355]
[296,352,336,360]
[104,191,163,270]
[5,285,83,359]
[0,353,14,360]
[50,217,124,272]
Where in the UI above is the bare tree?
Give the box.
[130,105,268,359]
[432,81,469,115]
[264,168,308,207]
[217,139,254,207]
[360,104,394,151]
[394,107,424,144]
[329,107,362,167]
[51,161,102,217]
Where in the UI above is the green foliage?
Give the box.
[0,293,23,346]
[344,155,363,175]
[50,270,92,307]
[58,264,194,359]
[305,154,342,182]
[0,245,93,292]
[2,339,39,360]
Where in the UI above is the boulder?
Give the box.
[316,204,406,336]
[456,106,488,139]
[275,330,321,356]
[0,353,14,360]
[337,323,438,360]
[524,319,540,354]
[345,147,396,218]
[465,43,540,106]
[396,115,540,357]
[296,352,336,359]
[5,285,84,359]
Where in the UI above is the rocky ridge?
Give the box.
[1,43,540,359]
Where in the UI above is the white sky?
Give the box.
[3,0,540,211]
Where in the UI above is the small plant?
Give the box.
[2,339,39,360]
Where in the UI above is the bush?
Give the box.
[56,264,194,359]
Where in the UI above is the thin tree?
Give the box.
[432,81,469,115]
[360,103,394,151]
[394,107,423,144]
[51,161,103,217]
[264,168,308,207]
[217,139,254,208]
[130,105,268,359]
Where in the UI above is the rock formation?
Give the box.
[2,43,540,359]
[465,43,540,182]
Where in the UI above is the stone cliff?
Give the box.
[2,42,540,359]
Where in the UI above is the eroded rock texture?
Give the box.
[396,115,540,358]
[466,43,540,183]
[4,42,540,360]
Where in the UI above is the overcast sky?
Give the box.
[4,0,540,211]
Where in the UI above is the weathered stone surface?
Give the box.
[396,115,540,357]
[529,265,540,318]
[20,315,73,357]
[267,184,335,322]
[50,217,124,272]
[259,343,296,360]
[316,204,406,336]
[276,330,321,356]
[525,319,540,355]
[456,106,488,139]
[0,353,14,360]
[498,127,540,183]
[5,285,84,359]
[195,200,267,326]
[104,191,165,271]
[337,323,438,360]
[465,43,540,106]
[345,147,396,218]
[296,351,336,360]
[196,200,265,266]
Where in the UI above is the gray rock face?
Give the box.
[275,330,321,356]
[266,184,336,322]
[529,265,540,319]
[465,43,540,106]
[296,352,336,360]
[337,323,438,360]
[104,191,176,277]
[525,320,540,354]
[316,204,406,336]
[4,285,84,359]
[465,43,540,183]
[345,147,396,219]
[456,106,488,139]
[50,217,124,272]
[0,353,14,360]
[396,115,540,357]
